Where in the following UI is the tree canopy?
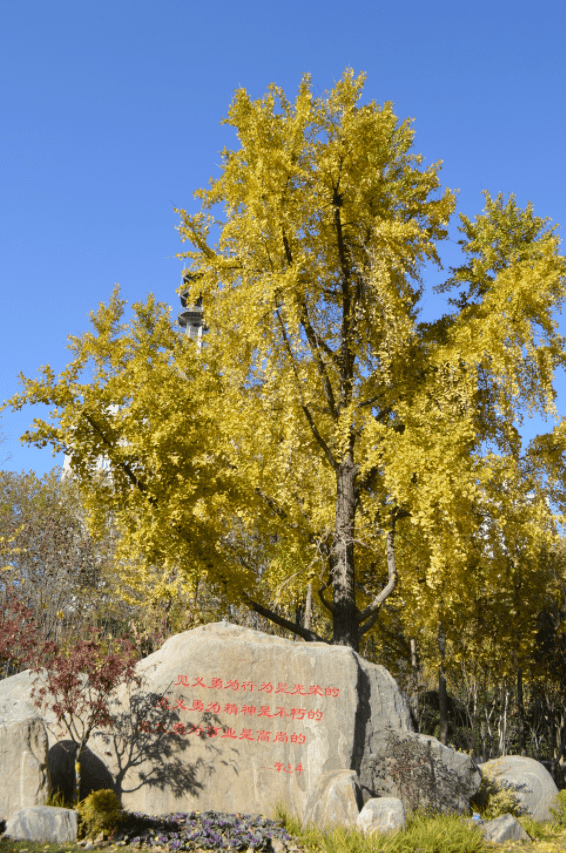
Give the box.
[3,68,566,652]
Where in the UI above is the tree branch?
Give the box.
[273,306,337,471]
[299,298,339,418]
[81,412,156,504]
[318,580,335,614]
[281,224,339,429]
[357,516,400,635]
[241,593,328,643]
[253,488,324,550]
[301,405,337,471]
[282,229,293,267]
[332,180,355,416]
[333,183,350,284]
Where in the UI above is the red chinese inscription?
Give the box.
[261,762,304,776]
[136,721,307,744]
[173,675,340,697]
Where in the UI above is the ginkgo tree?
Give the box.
[4,68,566,652]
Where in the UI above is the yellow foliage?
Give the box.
[2,69,565,652]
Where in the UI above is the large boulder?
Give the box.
[4,805,78,843]
[359,731,481,814]
[0,696,51,821]
[0,622,481,824]
[479,756,560,822]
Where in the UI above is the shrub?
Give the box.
[549,788,566,828]
[470,772,526,820]
[75,788,126,840]
[45,787,75,809]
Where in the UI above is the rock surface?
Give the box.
[0,668,120,811]
[4,805,78,843]
[0,622,481,825]
[357,797,405,836]
[359,731,481,814]
[479,755,560,822]
[480,813,531,843]
[301,769,362,832]
[0,696,51,821]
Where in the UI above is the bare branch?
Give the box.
[273,307,338,472]
[357,518,400,635]
[282,229,293,266]
[299,299,339,418]
[273,553,319,602]
[301,405,337,471]
[318,579,335,614]
[81,412,156,504]
[241,593,328,643]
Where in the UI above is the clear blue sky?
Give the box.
[1,0,565,478]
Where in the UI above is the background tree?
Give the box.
[0,467,193,675]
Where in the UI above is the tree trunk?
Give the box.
[294,600,303,641]
[304,583,312,630]
[438,621,448,745]
[547,700,556,770]
[73,740,87,806]
[516,667,527,756]
[410,637,420,728]
[498,677,508,756]
[331,462,358,650]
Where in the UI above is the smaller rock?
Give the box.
[4,806,78,843]
[302,769,363,832]
[357,797,405,836]
[480,814,531,843]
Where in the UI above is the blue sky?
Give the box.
[1,0,565,478]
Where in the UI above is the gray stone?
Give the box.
[302,770,362,832]
[4,805,78,843]
[357,797,405,836]
[480,813,531,843]
[480,755,559,822]
[0,622,481,826]
[0,696,51,821]
[359,729,481,814]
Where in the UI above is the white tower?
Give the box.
[177,272,209,349]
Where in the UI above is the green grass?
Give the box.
[268,802,494,853]
[3,801,566,853]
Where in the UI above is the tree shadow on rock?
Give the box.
[49,740,119,803]
[89,675,241,806]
